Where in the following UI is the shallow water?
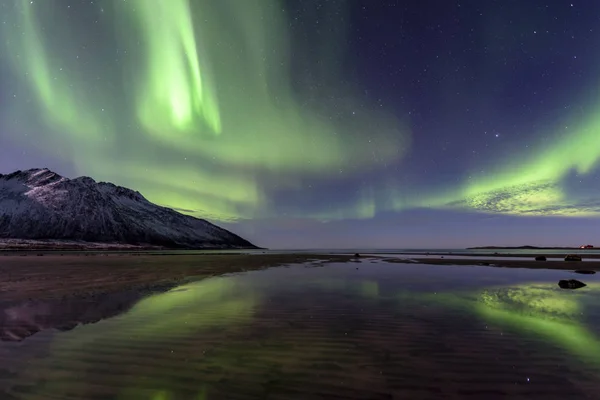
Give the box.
[1,260,600,399]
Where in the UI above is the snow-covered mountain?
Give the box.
[0,168,256,249]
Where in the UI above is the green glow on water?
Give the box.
[421,283,600,367]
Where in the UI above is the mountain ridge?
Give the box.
[0,168,257,249]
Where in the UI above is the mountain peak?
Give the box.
[0,169,255,249]
[1,169,146,202]
[0,168,65,187]
[71,176,97,185]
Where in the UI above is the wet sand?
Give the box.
[0,254,352,302]
[0,252,598,302]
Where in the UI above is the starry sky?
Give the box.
[1,0,599,249]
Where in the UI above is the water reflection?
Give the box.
[0,291,146,341]
[0,262,599,398]
[419,282,600,364]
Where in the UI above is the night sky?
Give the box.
[1,0,599,249]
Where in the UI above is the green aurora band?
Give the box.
[2,0,600,220]
[434,106,600,216]
[128,0,222,136]
[310,94,600,219]
[1,0,408,221]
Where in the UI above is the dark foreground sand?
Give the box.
[0,252,598,302]
[0,254,354,302]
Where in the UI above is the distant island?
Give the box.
[468,245,595,250]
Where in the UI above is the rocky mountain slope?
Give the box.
[0,168,256,249]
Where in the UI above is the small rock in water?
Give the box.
[535,256,547,261]
[564,254,582,262]
[354,253,360,258]
[574,270,596,275]
[558,279,586,289]
[478,262,490,266]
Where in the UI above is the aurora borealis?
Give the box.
[1,0,599,247]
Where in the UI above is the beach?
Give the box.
[0,252,597,302]
[0,253,353,302]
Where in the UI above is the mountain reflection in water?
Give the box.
[0,291,146,342]
[0,261,600,399]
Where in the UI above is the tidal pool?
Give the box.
[0,260,599,399]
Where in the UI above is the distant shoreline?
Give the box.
[467,246,595,250]
[402,257,600,270]
[399,252,600,259]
